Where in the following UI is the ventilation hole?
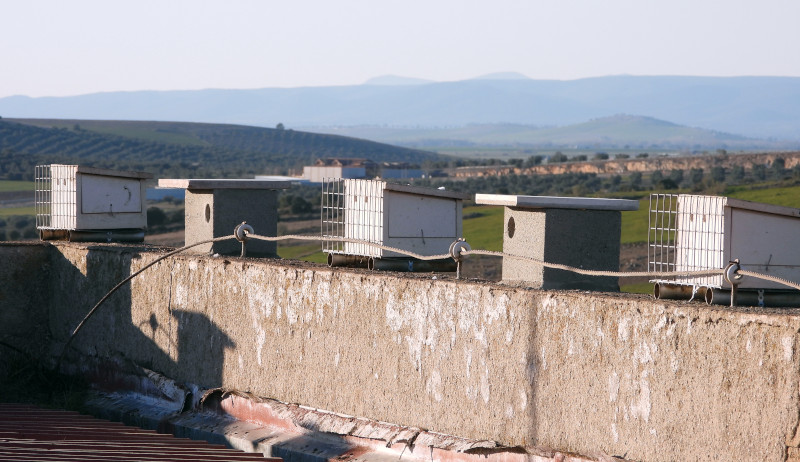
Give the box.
[205,204,211,223]
[507,216,516,238]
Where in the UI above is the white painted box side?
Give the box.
[674,195,726,287]
[728,208,800,290]
[50,165,77,230]
[80,174,143,214]
[342,179,384,257]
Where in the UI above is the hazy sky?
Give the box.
[2,0,799,98]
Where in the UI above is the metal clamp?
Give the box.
[449,239,471,279]
[723,259,742,307]
[234,222,254,257]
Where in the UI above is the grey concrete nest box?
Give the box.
[474,194,639,291]
[158,178,291,257]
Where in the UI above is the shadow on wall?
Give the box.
[526,301,540,450]
[50,244,234,391]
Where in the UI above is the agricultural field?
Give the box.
[0,181,35,192]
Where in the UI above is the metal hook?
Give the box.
[449,238,471,280]
[723,259,742,307]
[234,222,254,258]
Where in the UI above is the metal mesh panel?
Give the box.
[674,195,726,287]
[321,178,384,257]
[35,164,77,230]
[321,178,345,254]
[648,194,678,273]
[35,165,52,229]
[649,194,726,288]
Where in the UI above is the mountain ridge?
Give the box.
[1,75,799,141]
[306,114,773,150]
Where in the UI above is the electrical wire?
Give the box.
[56,236,233,369]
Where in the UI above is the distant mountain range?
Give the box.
[1,75,799,145]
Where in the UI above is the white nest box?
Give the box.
[35,164,152,241]
[649,194,800,304]
[322,179,468,261]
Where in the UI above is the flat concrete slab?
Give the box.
[158,179,291,190]
[384,183,471,200]
[475,194,639,211]
[77,165,153,179]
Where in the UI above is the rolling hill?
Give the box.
[309,115,762,150]
[0,118,442,181]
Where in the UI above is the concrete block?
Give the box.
[159,179,290,257]
[475,194,638,291]
[502,207,622,290]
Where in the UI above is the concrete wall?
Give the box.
[4,242,800,461]
[0,243,52,359]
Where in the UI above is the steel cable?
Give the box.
[56,235,235,369]
[461,248,724,279]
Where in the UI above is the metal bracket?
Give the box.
[723,259,742,307]
[234,222,255,258]
[449,239,471,280]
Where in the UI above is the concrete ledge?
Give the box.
[4,242,800,461]
[158,179,291,190]
[475,194,639,211]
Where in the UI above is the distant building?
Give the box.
[379,162,424,179]
[303,158,375,183]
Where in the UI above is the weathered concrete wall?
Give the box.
[5,242,800,461]
[0,243,52,359]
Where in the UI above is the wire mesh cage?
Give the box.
[34,164,152,240]
[647,194,677,273]
[321,178,466,261]
[649,194,736,289]
[322,178,385,257]
[36,164,77,230]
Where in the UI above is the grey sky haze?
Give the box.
[2,0,799,98]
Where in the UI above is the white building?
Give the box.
[303,158,374,183]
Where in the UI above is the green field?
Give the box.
[461,206,503,251]
[0,181,35,192]
[277,242,327,264]
[0,206,36,217]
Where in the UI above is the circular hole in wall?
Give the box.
[507,216,515,238]
[205,204,211,223]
